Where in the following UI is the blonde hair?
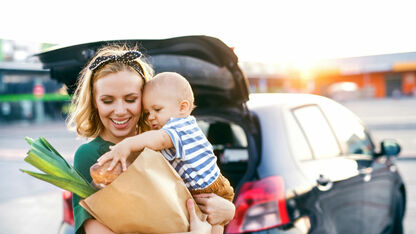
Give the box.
[67,44,154,139]
[146,72,195,110]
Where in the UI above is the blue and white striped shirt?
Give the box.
[161,116,220,190]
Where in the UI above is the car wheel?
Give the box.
[384,190,404,234]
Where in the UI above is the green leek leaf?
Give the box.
[25,137,34,145]
[20,169,96,198]
[21,137,97,198]
[24,150,70,179]
[37,137,92,185]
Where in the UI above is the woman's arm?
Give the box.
[193,193,236,225]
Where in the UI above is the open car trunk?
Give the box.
[37,36,249,109]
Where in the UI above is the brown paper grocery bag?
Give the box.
[80,148,204,234]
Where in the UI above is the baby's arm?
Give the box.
[97,129,173,171]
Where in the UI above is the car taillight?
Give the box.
[62,191,74,226]
[226,176,290,233]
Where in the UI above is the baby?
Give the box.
[98,72,234,231]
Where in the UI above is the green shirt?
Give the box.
[72,136,114,234]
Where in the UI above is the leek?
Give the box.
[20,137,97,198]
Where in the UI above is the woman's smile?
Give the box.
[111,118,131,128]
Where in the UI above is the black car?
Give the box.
[38,35,406,234]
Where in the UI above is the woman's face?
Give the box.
[94,70,144,143]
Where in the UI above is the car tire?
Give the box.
[387,190,405,234]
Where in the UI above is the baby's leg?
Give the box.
[211,224,224,234]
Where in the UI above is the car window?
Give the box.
[197,119,249,187]
[197,120,210,135]
[320,100,374,155]
[231,124,248,148]
[285,111,313,161]
[197,120,248,162]
[292,105,341,159]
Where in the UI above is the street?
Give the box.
[0,122,84,234]
[0,97,415,234]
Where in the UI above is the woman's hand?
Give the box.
[186,199,211,234]
[193,193,236,225]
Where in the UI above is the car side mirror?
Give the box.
[379,139,401,157]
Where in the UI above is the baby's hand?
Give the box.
[97,143,131,171]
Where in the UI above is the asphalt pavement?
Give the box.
[0,121,82,234]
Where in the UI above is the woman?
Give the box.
[67,45,235,234]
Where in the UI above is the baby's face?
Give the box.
[143,86,182,130]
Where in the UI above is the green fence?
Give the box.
[0,93,71,102]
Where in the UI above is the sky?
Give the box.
[2,0,416,65]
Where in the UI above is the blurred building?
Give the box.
[242,52,416,100]
[0,39,67,123]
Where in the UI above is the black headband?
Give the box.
[89,51,145,79]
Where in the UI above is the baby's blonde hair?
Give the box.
[146,72,195,110]
[67,44,154,139]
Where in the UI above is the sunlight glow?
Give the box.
[2,0,416,63]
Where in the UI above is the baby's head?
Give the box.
[143,72,195,129]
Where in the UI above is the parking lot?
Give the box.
[0,97,415,233]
